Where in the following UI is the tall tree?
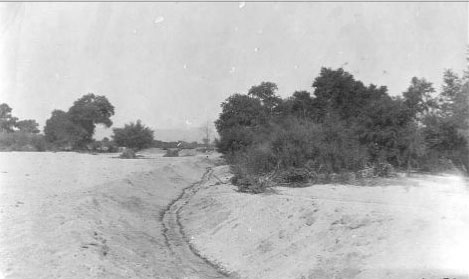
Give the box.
[215,94,266,132]
[421,70,469,173]
[44,110,88,147]
[289,91,315,120]
[312,68,386,122]
[67,94,115,145]
[215,94,266,153]
[403,77,438,121]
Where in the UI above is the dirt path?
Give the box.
[162,167,235,279]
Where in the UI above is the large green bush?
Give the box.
[216,67,468,193]
[112,120,154,151]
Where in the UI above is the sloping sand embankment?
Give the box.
[181,165,469,279]
[0,151,220,279]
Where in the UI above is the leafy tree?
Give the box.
[215,125,256,154]
[458,72,469,141]
[43,94,115,149]
[420,70,469,173]
[438,70,462,117]
[44,110,88,148]
[112,120,154,151]
[397,121,427,172]
[355,95,412,166]
[403,77,438,121]
[248,82,282,115]
[67,93,115,145]
[440,70,469,135]
[289,91,315,120]
[15,119,40,134]
[216,94,265,131]
[312,68,388,122]
[0,103,18,133]
[312,68,357,111]
[215,94,268,153]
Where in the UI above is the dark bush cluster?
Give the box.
[216,68,469,192]
[112,120,154,151]
[0,132,47,151]
[44,94,115,150]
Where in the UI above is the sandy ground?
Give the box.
[2,151,468,279]
[0,150,224,279]
[182,166,469,279]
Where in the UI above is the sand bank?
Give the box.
[182,166,469,279]
[0,151,225,279]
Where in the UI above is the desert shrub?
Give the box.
[374,162,396,177]
[231,172,272,194]
[276,167,311,184]
[227,145,277,193]
[356,164,375,179]
[163,148,179,157]
[119,148,137,159]
[88,139,118,153]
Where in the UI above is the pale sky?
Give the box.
[0,2,467,139]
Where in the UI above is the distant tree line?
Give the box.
[1,92,214,154]
[0,103,44,151]
[215,68,468,192]
[0,103,40,134]
[1,93,157,153]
